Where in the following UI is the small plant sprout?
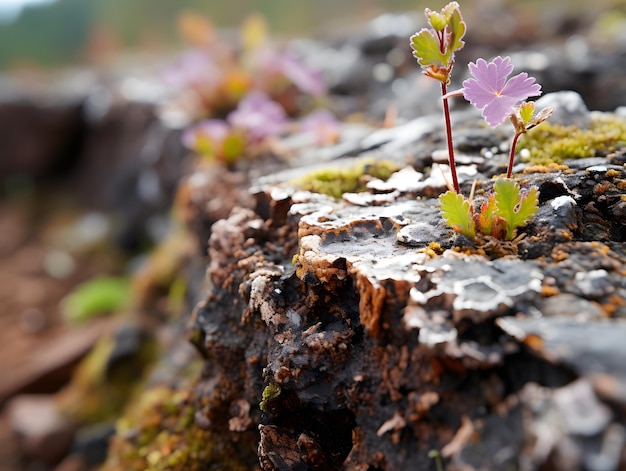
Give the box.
[433,54,551,242]
[410,1,466,193]
[440,178,539,241]
[452,55,553,177]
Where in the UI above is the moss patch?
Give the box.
[520,114,626,165]
[101,383,250,471]
[293,159,400,199]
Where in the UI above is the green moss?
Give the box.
[293,159,400,199]
[102,383,250,471]
[520,114,626,165]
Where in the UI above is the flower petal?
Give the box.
[462,77,497,110]
[481,95,520,127]
[490,56,514,92]
[462,55,542,128]
[500,72,542,102]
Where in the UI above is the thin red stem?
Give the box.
[507,132,522,178]
[441,82,460,193]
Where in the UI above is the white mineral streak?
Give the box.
[551,195,577,211]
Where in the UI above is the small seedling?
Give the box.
[410,1,466,193]
[440,178,539,241]
[412,5,550,244]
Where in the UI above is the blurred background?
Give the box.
[1,0,624,69]
[1,0,422,68]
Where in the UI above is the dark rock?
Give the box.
[533,195,579,241]
[534,90,591,128]
[497,316,626,381]
[0,93,84,181]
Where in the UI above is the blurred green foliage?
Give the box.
[2,0,621,69]
[0,0,421,69]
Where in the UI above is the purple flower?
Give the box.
[300,109,340,145]
[182,119,230,150]
[279,54,325,96]
[462,56,541,127]
[227,91,287,142]
[162,50,218,89]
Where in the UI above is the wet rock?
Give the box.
[538,293,605,320]
[533,195,579,242]
[513,380,622,471]
[497,317,626,380]
[396,222,444,247]
[534,90,591,128]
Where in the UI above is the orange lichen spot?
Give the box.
[522,163,569,174]
[602,294,626,317]
[594,181,612,195]
[606,169,621,178]
[428,242,444,255]
[523,333,544,351]
[550,247,570,262]
[540,284,560,297]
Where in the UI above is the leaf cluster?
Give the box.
[409,1,465,83]
[440,179,539,241]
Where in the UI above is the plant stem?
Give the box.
[441,82,460,193]
[507,132,522,178]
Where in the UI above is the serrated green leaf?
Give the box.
[410,29,448,69]
[440,190,475,238]
[427,10,447,31]
[447,5,466,53]
[494,179,539,240]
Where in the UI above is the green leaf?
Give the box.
[519,102,535,125]
[446,4,466,53]
[61,276,133,324]
[493,179,539,240]
[222,133,245,164]
[426,10,447,31]
[440,190,476,239]
[410,29,447,69]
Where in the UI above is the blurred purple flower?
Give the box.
[300,109,340,145]
[227,91,287,141]
[279,54,325,96]
[181,119,229,150]
[162,50,219,89]
[462,56,541,127]
[254,48,325,96]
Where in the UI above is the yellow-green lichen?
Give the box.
[259,384,281,412]
[520,114,626,165]
[293,159,400,199]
